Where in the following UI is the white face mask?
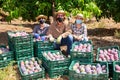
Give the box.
[76,19,82,24]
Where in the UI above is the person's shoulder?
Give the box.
[82,23,87,27]
[44,23,50,27]
[34,24,39,28]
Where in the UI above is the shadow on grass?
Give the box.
[88,28,120,36]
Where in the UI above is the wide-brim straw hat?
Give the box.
[55,10,66,15]
[36,15,47,21]
[74,13,84,19]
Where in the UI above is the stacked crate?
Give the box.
[41,50,70,78]
[7,31,34,61]
[113,61,120,80]
[96,46,120,78]
[34,39,54,59]
[18,57,45,80]
[69,60,109,80]
[0,45,14,68]
[70,40,93,63]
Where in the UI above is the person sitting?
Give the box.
[47,10,73,56]
[33,15,49,41]
[71,13,88,42]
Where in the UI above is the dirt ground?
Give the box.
[0,18,120,80]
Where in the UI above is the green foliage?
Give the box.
[0,0,102,22]
[114,30,120,38]
[0,0,52,21]
[95,0,120,22]
[0,61,16,80]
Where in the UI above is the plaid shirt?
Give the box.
[71,23,87,38]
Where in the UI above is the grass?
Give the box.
[114,30,120,38]
[0,61,18,80]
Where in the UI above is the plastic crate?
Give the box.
[7,31,33,44]
[34,40,54,50]
[70,40,93,63]
[42,50,70,69]
[0,46,14,61]
[15,49,34,61]
[69,60,109,80]
[0,60,12,68]
[46,67,68,78]
[96,46,120,64]
[113,61,120,80]
[18,57,45,80]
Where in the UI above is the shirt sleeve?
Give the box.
[33,25,38,33]
[46,24,53,35]
[83,24,87,38]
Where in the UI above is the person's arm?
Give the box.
[46,24,53,38]
[33,25,38,33]
[83,24,87,38]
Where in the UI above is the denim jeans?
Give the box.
[54,35,73,54]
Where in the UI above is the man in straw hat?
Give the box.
[71,13,88,42]
[47,10,73,57]
[33,14,49,41]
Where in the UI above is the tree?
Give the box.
[0,0,102,22]
[95,0,120,22]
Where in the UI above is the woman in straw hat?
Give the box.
[71,13,88,42]
[33,14,50,41]
[47,10,73,57]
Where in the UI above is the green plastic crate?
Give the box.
[34,40,54,49]
[0,60,12,68]
[0,46,14,61]
[7,31,33,44]
[15,49,34,61]
[69,60,109,80]
[113,61,120,80]
[18,57,45,80]
[46,67,68,78]
[42,50,70,69]
[70,40,93,63]
[34,41,54,60]
[96,45,120,64]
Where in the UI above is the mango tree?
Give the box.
[0,0,102,22]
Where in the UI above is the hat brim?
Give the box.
[74,16,84,19]
[36,15,47,21]
[55,12,66,15]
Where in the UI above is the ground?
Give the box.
[0,18,120,80]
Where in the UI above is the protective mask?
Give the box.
[39,19,45,24]
[56,18,63,22]
[76,19,82,24]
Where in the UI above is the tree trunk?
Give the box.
[52,0,55,21]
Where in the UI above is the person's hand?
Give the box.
[49,36,55,42]
[47,34,55,42]
[61,33,68,38]
[78,35,83,40]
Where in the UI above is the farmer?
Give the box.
[47,10,73,56]
[33,14,49,41]
[71,13,88,42]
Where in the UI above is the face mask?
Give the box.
[39,19,45,24]
[76,19,82,24]
[56,18,63,22]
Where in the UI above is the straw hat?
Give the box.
[75,13,84,19]
[36,15,47,21]
[55,10,66,15]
